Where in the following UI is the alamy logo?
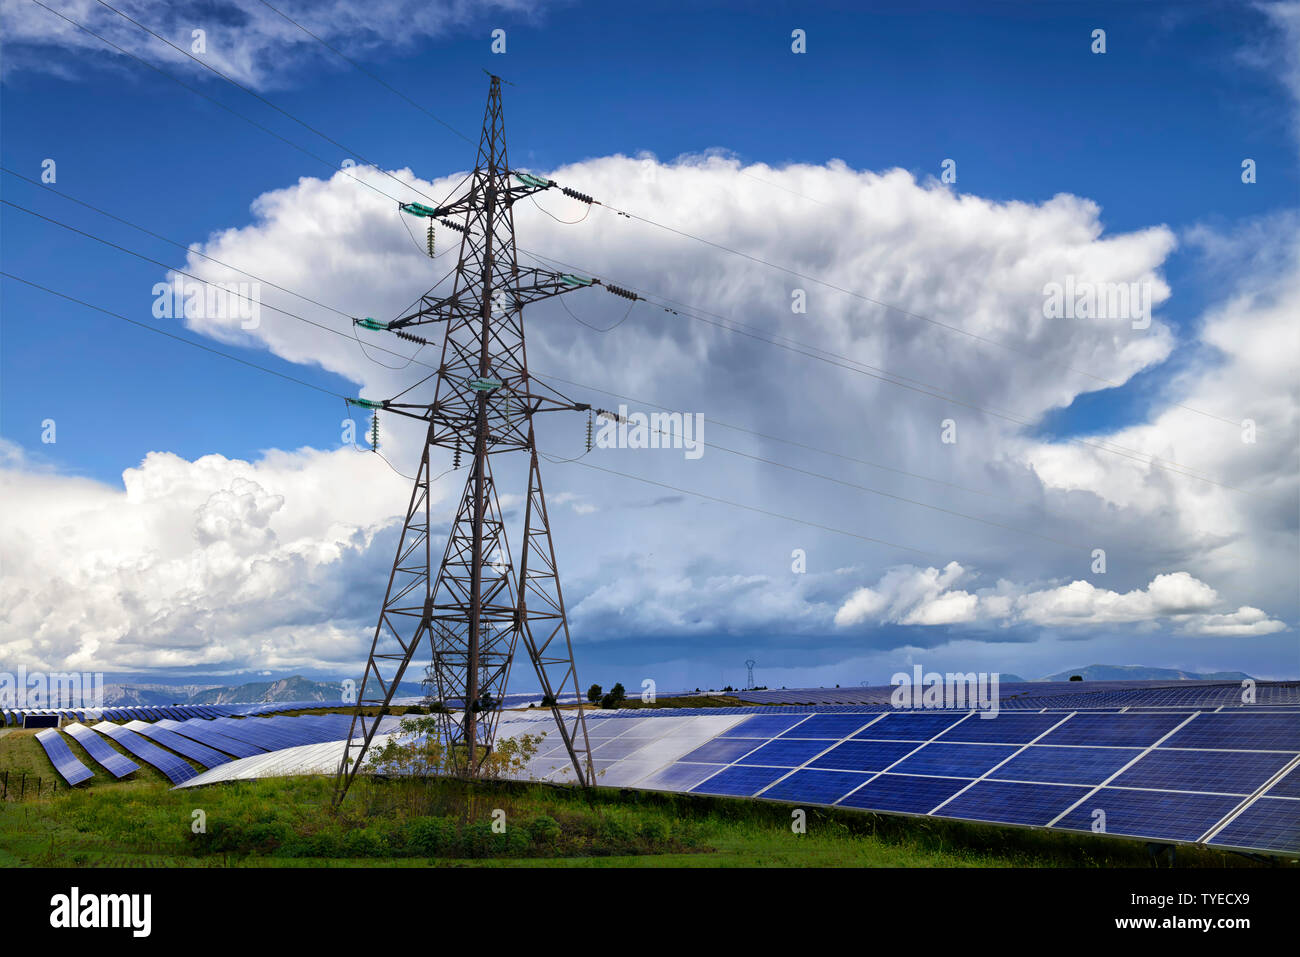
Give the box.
[0,667,104,710]
[1041,277,1152,330]
[594,404,704,460]
[890,665,1000,718]
[49,887,151,937]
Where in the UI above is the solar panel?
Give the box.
[935,712,1066,743]
[1054,787,1242,843]
[1110,749,1293,795]
[889,742,1019,777]
[126,721,231,769]
[636,761,726,791]
[690,764,788,797]
[937,780,1091,826]
[1036,712,1190,748]
[838,773,969,813]
[35,729,94,786]
[759,768,873,803]
[1160,713,1300,752]
[1266,764,1300,799]
[1208,798,1300,853]
[734,737,832,767]
[94,722,198,784]
[808,739,920,771]
[988,745,1143,785]
[63,723,140,778]
[853,712,970,740]
[157,719,267,758]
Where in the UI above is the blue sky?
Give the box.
[1,0,1297,688]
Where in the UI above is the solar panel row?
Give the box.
[589,708,1300,853]
[34,729,94,786]
[94,722,199,785]
[63,722,140,778]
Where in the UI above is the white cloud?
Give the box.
[0,0,555,89]
[1,137,1294,671]
[833,564,1285,637]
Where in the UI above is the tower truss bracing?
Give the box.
[333,75,614,802]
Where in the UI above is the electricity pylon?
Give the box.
[333,74,635,803]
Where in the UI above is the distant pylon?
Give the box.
[745,658,756,690]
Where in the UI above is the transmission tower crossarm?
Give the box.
[389,266,599,330]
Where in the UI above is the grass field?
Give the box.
[0,762,1266,868]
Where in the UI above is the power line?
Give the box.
[254,0,476,145]
[3,204,1086,553]
[2,272,346,400]
[516,247,1248,492]
[589,200,1242,429]
[545,456,939,560]
[88,0,449,210]
[24,0,410,211]
[7,187,1250,504]
[28,0,1237,486]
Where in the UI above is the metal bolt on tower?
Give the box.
[333,75,615,803]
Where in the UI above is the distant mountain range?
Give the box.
[98,664,1260,706]
[101,675,425,707]
[1039,664,1255,682]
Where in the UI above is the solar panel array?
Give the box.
[0,698,369,727]
[736,680,1300,710]
[34,728,94,786]
[588,708,1300,854]
[63,722,140,778]
[93,722,200,785]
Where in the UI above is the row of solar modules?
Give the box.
[1,699,353,727]
[588,709,1300,854]
[30,714,389,787]
[737,680,1300,709]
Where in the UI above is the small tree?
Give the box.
[540,694,557,707]
[609,682,626,705]
[586,683,602,704]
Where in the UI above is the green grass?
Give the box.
[0,769,1269,868]
[0,727,184,795]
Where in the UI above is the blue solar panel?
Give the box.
[690,764,788,797]
[676,738,764,764]
[35,729,94,786]
[889,742,1019,777]
[759,768,874,804]
[637,762,726,791]
[853,712,970,740]
[838,773,970,814]
[1266,765,1300,799]
[989,745,1143,785]
[64,723,139,778]
[128,722,231,769]
[938,780,1091,826]
[719,714,816,737]
[935,712,1066,744]
[809,739,920,771]
[158,719,266,758]
[1208,798,1300,853]
[735,737,832,767]
[1160,713,1300,752]
[1037,713,1190,748]
[775,714,884,739]
[95,723,198,784]
[1054,788,1242,842]
[1111,749,1294,795]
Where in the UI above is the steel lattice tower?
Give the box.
[333,75,617,803]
